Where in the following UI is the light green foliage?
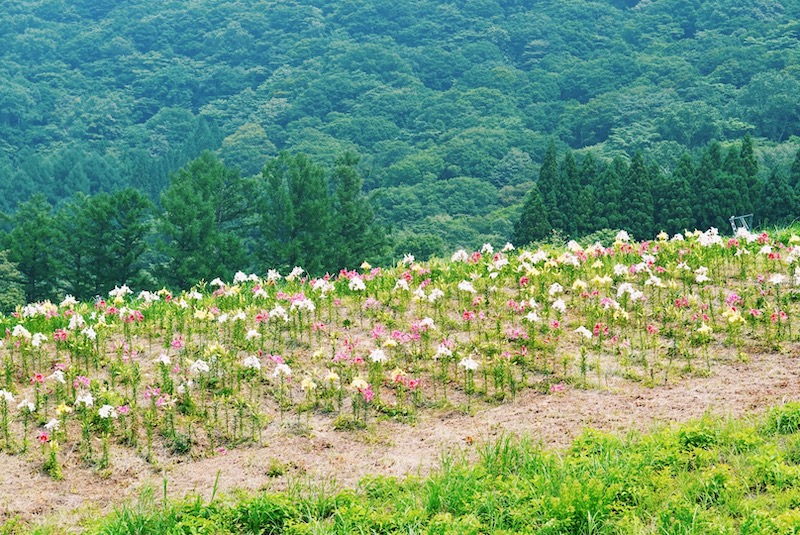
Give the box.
[90,413,800,534]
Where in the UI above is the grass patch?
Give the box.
[50,407,800,534]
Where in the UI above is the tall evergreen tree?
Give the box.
[623,152,655,240]
[328,152,387,270]
[5,194,59,302]
[557,150,580,235]
[56,193,98,300]
[258,152,332,275]
[95,189,154,293]
[593,156,626,230]
[536,139,565,232]
[727,134,760,216]
[761,170,796,227]
[694,141,738,231]
[655,153,695,234]
[740,134,759,183]
[513,183,552,245]
[578,153,599,188]
[0,250,25,313]
[574,153,599,236]
[789,147,800,194]
[159,151,249,289]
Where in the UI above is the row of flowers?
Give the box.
[0,227,798,476]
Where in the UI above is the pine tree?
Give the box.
[655,153,695,234]
[258,152,332,275]
[761,170,795,227]
[55,193,98,300]
[95,189,154,292]
[513,183,552,245]
[329,152,387,270]
[593,156,626,230]
[5,194,59,302]
[623,152,655,240]
[159,151,249,288]
[536,140,564,232]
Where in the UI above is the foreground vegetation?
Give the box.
[7,406,800,534]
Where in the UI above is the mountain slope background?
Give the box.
[2,0,800,249]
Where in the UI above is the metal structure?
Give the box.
[729,214,754,234]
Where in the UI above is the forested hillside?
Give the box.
[2,0,800,280]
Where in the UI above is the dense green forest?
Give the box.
[3,0,800,301]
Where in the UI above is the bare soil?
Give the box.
[3,342,800,532]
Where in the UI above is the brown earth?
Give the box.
[2,342,800,532]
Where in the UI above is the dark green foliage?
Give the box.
[760,170,796,227]
[328,152,388,270]
[693,142,740,231]
[536,140,564,232]
[159,151,249,288]
[4,194,59,302]
[258,152,333,275]
[593,157,627,231]
[0,250,25,313]
[622,152,655,240]
[790,147,800,193]
[56,189,153,299]
[393,233,446,261]
[558,151,580,235]
[513,183,551,246]
[655,154,695,235]
[2,0,800,289]
[257,151,387,275]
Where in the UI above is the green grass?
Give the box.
[9,405,800,534]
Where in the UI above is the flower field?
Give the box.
[3,227,800,532]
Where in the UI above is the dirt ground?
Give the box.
[2,345,800,531]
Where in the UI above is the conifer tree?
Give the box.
[513,183,552,245]
[789,147,800,193]
[95,189,154,292]
[536,140,564,232]
[579,153,599,187]
[694,141,738,230]
[258,152,332,275]
[558,150,580,235]
[5,194,59,302]
[329,152,387,270]
[732,134,760,215]
[740,133,758,182]
[655,153,695,234]
[761,170,795,226]
[574,153,599,236]
[0,250,24,313]
[623,152,655,240]
[593,156,626,230]
[159,151,249,288]
[56,193,97,300]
